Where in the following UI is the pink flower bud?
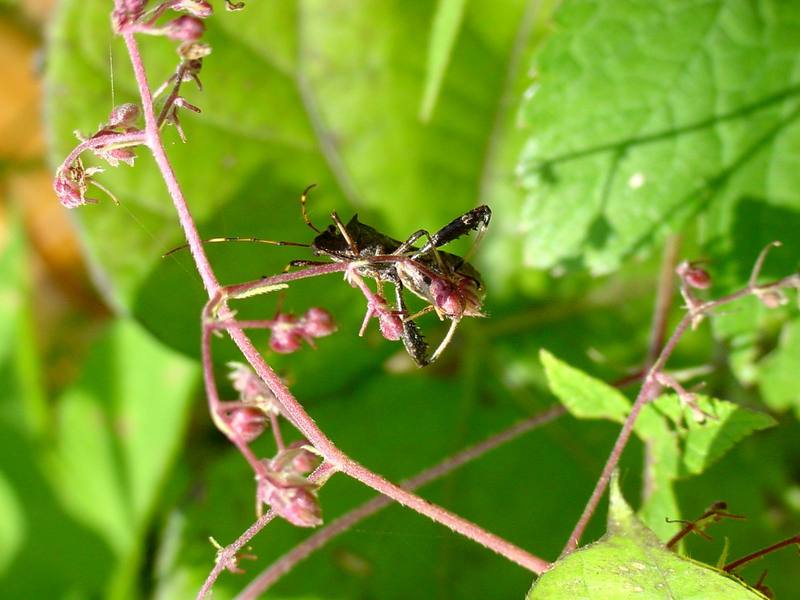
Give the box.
[269,314,303,353]
[257,472,323,528]
[378,312,404,341]
[107,103,140,128]
[227,362,277,410]
[54,175,88,209]
[676,261,712,289]
[165,15,205,42]
[430,279,463,317]
[756,288,788,309]
[284,442,321,474]
[302,307,337,338]
[228,407,267,443]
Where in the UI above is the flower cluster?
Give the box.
[268,307,337,354]
[257,445,323,527]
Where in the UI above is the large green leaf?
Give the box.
[528,475,763,599]
[517,0,800,277]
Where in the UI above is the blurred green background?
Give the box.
[1,0,800,598]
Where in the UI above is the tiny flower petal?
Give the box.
[173,0,213,18]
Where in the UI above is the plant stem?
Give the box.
[56,131,147,173]
[561,270,800,556]
[122,30,219,294]
[195,462,338,600]
[723,534,800,572]
[236,407,564,599]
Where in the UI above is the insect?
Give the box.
[168,185,491,366]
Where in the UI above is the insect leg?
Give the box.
[411,205,492,259]
[162,237,309,258]
[299,184,322,233]
[330,211,360,256]
[393,229,448,272]
[387,271,429,367]
[429,318,460,364]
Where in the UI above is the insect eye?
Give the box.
[422,275,432,285]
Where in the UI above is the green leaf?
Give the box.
[419,0,468,121]
[517,0,800,276]
[541,351,776,537]
[539,349,629,422]
[650,395,776,476]
[757,316,800,417]
[48,320,198,595]
[528,475,762,599]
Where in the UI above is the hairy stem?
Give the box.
[724,534,800,572]
[195,462,338,600]
[122,30,219,294]
[237,407,565,599]
[561,270,800,556]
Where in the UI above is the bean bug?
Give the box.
[167,185,491,366]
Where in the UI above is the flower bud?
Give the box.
[378,312,404,341]
[269,314,303,353]
[756,288,788,309]
[54,175,87,209]
[302,307,337,338]
[282,442,321,474]
[164,15,205,42]
[107,103,140,128]
[228,407,267,443]
[676,261,712,289]
[257,471,323,528]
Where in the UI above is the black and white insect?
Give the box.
[170,185,491,366]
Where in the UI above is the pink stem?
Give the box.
[56,131,146,173]
[237,407,565,598]
[195,462,338,600]
[122,16,549,587]
[122,31,219,294]
[561,272,800,556]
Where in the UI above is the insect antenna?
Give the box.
[300,183,322,233]
[162,237,310,258]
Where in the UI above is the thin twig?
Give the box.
[237,407,565,599]
[561,268,800,556]
[195,462,338,600]
[723,534,800,572]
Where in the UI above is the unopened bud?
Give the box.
[303,307,337,338]
[108,103,140,128]
[378,312,404,341]
[285,442,321,474]
[269,314,302,353]
[54,175,86,209]
[677,261,712,289]
[756,288,788,309]
[228,407,267,443]
[165,15,205,42]
[257,472,322,528]
[430,279,463,316]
